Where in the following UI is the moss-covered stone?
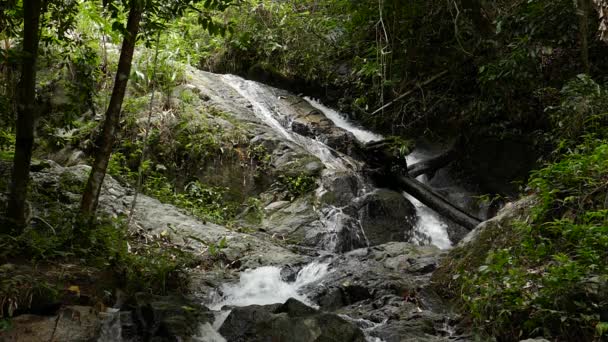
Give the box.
[430,196,536,299]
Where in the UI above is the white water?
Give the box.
[210,262,329,310]
[304,97,383,143]
[97,308,122,342]
[405,153,452,249]
[201,78,451,341]
[308,98,452,249]
[195,323,227,342]
[221,74,355,171]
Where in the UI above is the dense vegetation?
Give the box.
[1,0,607,340]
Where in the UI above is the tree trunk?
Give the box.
[6,0,42,231]
[80,5,142,216]
[578,0,591,74]
[395,175,482,230]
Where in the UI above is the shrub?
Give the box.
[461,140,608,341]
[277,173,317,200]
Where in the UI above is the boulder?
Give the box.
[125,293,214,341]
[219,298,366,342]
[357,189,417,246]
[318,172,361,207]
[295,243,463,341]
[431,196,537,299]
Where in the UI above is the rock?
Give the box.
[357,189,417,246]
[127,293,214,341]
[289,107,360,155]
[431,196,537,299]
[264,200,291,213]
[49,147,87,167]
[0,306,101,342]
[303,242,442,310]
[219,298,366,342]
[291,242,461,340]
[25,161,307,272]
[318,172,361,207]
[261,195,318,243]
[30,159,53,172]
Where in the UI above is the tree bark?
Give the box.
[80,5,142,216]
[395,175,482,230]
[6,0,42,231]
[578,0,591,74]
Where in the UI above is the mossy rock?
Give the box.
[276,155,324,178]
[431,196,537,299]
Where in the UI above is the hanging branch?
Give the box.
[128,30,162,226]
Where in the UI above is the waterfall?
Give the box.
[200,74,458,341]
[307,97,453,249]
[221,75,356,172]
[220,74,370,252]
[304,97,383,143]
[404,152,453,249]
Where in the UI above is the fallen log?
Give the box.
[361,138,481,230]
[407,148,457,178]
[395,175,482,230]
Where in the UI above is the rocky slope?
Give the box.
[0,69,484,341]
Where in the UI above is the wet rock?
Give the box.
[219,298,366,342]
[318,172,361,207]
[296,243,455,340]
[126,293,214,341]
[50,147,88,167]
[357,189,417,246]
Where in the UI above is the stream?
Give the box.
[195,75,460,341]
[91,71,473,342]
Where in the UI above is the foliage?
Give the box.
[277,173,316,200]
[0,130,15,152]
[131,47,187,107]
[545,74,608,153]
[0,210,193,297]
[0,264,58,319]
[144,175,239,224]
[461,140,608,341]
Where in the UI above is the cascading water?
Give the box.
[307,97,453,250]
[203,263,330,342]
[221,75,356,172]
[304,97,383,143]
[210,262,329,310]
[220,74,371,253]
[404,153,452,249]
[205,75,457,341]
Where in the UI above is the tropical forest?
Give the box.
[0,0,607,341]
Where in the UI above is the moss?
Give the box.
[58,171,86,194]
[431,196,535,299]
